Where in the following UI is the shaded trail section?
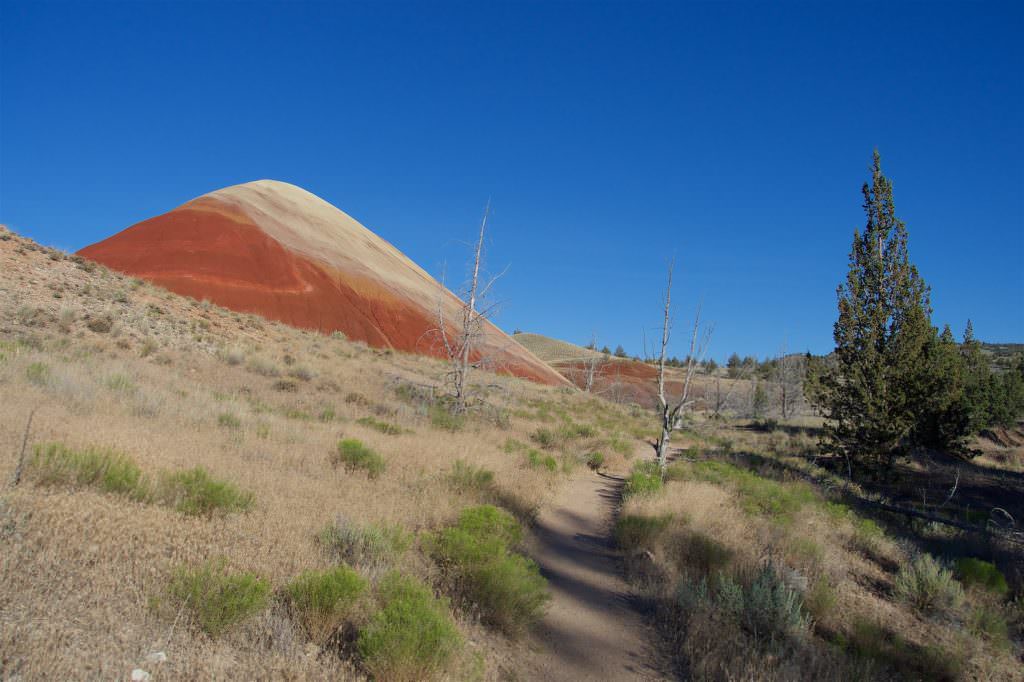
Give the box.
[526,464,670,681]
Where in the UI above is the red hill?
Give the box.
[79,180,568,387]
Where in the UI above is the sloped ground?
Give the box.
[0,225,659,680]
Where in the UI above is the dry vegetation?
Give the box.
[0,226,654,680]
[618,420,1024,680]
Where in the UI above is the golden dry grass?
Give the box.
[0,226,655,680]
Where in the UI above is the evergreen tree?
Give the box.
[960,320,992,432]
[613,344,627,358]
[813,151,935,473]
[912,325,973,455]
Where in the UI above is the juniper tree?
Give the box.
[814,151,935,474]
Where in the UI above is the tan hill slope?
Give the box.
[78,180,568,387]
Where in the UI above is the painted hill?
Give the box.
[79,180,567,386]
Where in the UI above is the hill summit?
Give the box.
[79,180,566,386]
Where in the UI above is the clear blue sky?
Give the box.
[2,1,1021,361]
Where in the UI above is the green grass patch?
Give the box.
[217,412,241,429]
[165,559,269,636]
[677,459,816,523]
[530,428,558,449]
[287,566,367,641]
[430,505,548,635]
[25,361,49,385]
[333,438,385,478]
[32,442,149,501]
[155,467,254,516]
[526,449,558,472]
[585,451,605,470]
[614,513,672,551]
[446,459,495,496]
[357,572,462,681]
[955,558,1009,596]
[623,460,663,498]
[357,416,404,435]
[429,405,465,432]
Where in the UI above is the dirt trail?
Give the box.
[526,448,670,681]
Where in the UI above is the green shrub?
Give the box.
[217,412,241,429]
[318,407,337,423]
[318,518,411,570]
[623,460,662,498]
[357,572,462,681]
[155,467,254,516]
[357,416,403,435]
[526,449,558,472]
[166,559,269,636]
[447,460,495,495]
[955,558,1009,596]
[333,439,385,478]
[25,361,49,385]
[32,442,150,501]
[733,561,811,643]
[287,566,367,640]
[429,405,464,432]
[614,513,672,551]
[430,505,547,635]
[894,554,964,615]
[585,451,605,470]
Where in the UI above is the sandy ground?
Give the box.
[526,447,670,681]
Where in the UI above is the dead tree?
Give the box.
[773,343,804,420]
[582,333,603,392]
[654,260,712,471]
[432,203,503,414]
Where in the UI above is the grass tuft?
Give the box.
[287,566,367,641]
[318,517,411,571]
[155,467,254,516]
[623,460,663,498]
[165,559,269,636]
[332,438,386,478]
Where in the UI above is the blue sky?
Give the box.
[2,1,1021,361]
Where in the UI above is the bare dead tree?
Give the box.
[654,260,712,471]
[431,203,504,414]
[582,333,603,393]
[773,343,805,420]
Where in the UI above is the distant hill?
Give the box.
[79,180,568,387]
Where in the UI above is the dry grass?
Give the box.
[618,423,1023,681]
[0,227,656,680]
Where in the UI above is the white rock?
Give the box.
[145,651,167,664]
[131,670,151,682]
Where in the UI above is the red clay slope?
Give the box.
[79,180,568,387]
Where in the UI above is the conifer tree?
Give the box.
[814,151,935,474]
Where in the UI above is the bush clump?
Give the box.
[357,572,462,681]
[166,559,270,636]
[623,460,663,498]
[430,505,548,635]
[32,442,150,501]
[955,557,1009,596]
[287,566,367,641]
[155,467,254,516]
[333,438,385,478]
[585,451,605,470]
[318,517,411,571]
[894,554,964,616]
